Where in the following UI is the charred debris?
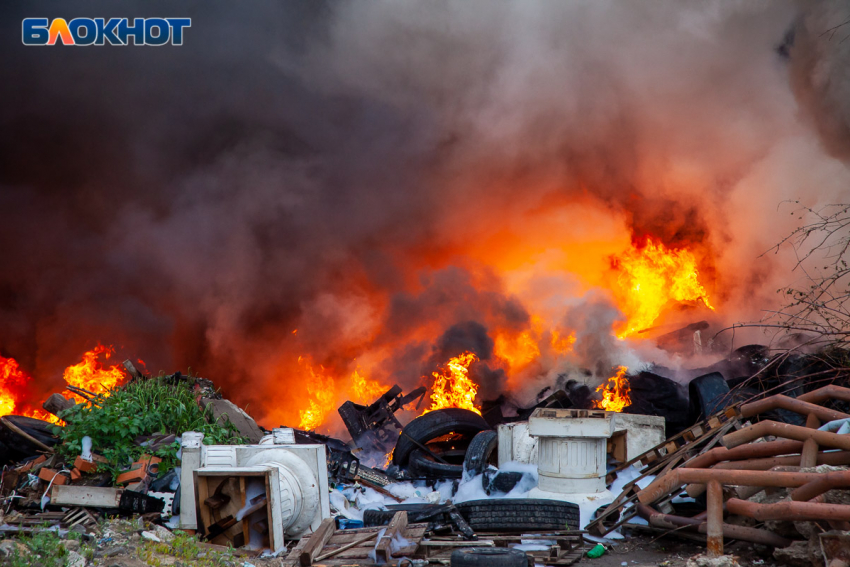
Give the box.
[0,348,848,567]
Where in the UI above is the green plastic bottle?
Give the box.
[586,544,606,558]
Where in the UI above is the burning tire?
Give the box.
[455,498,580,531]
[463,430,498,475]
[450,548,528,567]
[392,408,489,467]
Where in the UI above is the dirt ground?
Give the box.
[587,535,777,567]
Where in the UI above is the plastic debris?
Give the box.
[586,544,606,558]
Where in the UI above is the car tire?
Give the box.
[463,430,497,475]
[451,547,528,567]
[455,498,580,531]
[393,409,489,466]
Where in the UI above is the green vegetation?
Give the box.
[5,528,90,567]
[55,376,245,479]
[137,530,235,567]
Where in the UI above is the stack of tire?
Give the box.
[392,408,495,479]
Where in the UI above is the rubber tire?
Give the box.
[482,470,525,494]
[451,547,528,567]
[393,409,489,466]
[409,449,466,479]
[463,430,497,475]
[456,498,580,531]
[688,372,730,422]
[363,509,397,527]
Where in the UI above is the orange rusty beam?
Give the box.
[740,394,849,423]
[723,421,850,451]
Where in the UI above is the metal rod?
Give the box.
[706,480,724,557]
[723,420,850,451]
[740,394,850,422]
[726,497,850,521]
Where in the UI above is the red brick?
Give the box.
[116,467,148,485]
[74,456,98,473]
[38,468,68,485]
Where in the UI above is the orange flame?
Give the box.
[297,357,336,431]
[0,355,63,424]
[63,345,125,403]
[593,366,631,412]
[550,330,576,354]
[350,368,385,404]
[614,238,714,337]
[0,355,30,416]
[422,351,481,415]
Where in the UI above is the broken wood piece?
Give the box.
[42,393,74,417]
[51,486,123,508]
[1,417,54,453]
[200,398,265,443]
[205,516,238,540]
[314,531,380,562]
[299,517,336,566]
[239,495,268,519]
[123,359,146,381]
[251,519,269,535]
[375,511,408,563]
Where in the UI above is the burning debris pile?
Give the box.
[0,339,847,567]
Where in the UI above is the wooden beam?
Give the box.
[299,518,336,566]
[375,511,408,563]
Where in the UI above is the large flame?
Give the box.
[297,357,336,431]
[350,368,385,404]
[593,366,631,412]
[63,345,126,403]
[0,355,30,416]
[614,238,714,337]
[422,351,481,415]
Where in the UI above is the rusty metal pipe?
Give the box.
[635,505,791,547]
[726,497,850,521]
[709,450,850,470]
[740,394,850,422]
[638,467,830,504]
[706,480,724,556]
[723,421,850,451]
[686,465,804,498]
[791,470,850,502]
[683,440,805,469]
[797,384,850,405]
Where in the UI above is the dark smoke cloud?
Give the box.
[1,1,849,424]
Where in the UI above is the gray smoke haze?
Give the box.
[1,1,849,427]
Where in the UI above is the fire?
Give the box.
[550,330,576,353]
[593,366,631,412]
[0,355,63,424]
[0,355,29,416]
[63,345,126,403]
[423,351,481,415]
[350,368,385,404]
[297,357,336,431]
[495,329,540,370]
[613,238,714,337]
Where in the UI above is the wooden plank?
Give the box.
[299,518,336,566]
[375,511,408,563]
[315,532,379,562]
[50,486,122,508]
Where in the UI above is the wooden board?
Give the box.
[284,523,428,566]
